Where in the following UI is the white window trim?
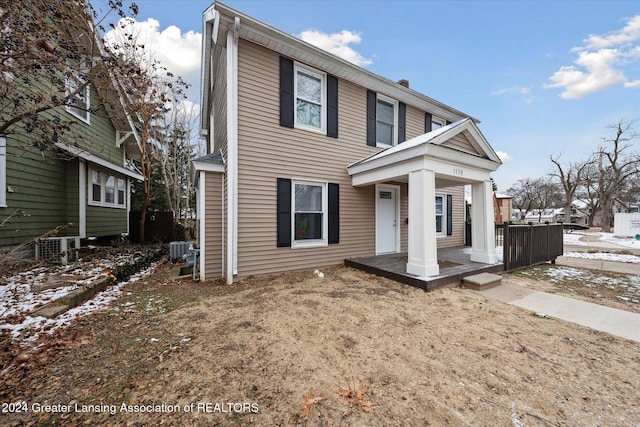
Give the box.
[291,179,328,249]
[294,63,327,135]
[65,74,90,124]
[435,193,446,237]
[88,166,127,209]
[431,116,446,130]
[376,93,398,148]
[0,136,6,207]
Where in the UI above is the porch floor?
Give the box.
[345,246,504,292]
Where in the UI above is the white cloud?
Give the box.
[545,14,640,99]
[104,18,202,100]
[490,86,535,104]
[624,79,640,88]
[496,151,512,162]
[298,29,372,67]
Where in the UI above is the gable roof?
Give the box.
[348,119,501,170]
[201,1,479,135]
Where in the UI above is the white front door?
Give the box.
[376,186,399,254]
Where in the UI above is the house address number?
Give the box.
[453,168,464,176]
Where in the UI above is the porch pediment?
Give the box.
[346,118,502,187]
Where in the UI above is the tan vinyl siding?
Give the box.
[211,44,228,153]
[441,131,481,156]
[436,186,466,248]
[230,39,470,278]
[405,104,426,140]
[236,39,381,277]
[204,171,224,279]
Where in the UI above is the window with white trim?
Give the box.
[294,64,326,133]
[376,94,398,147]
[0,137,6,208]
[89,167,126,208]
[431,116,445,130]
[66,74,90,123]
[435,194,446,235]
[292,180,327,247]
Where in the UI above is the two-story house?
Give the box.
[0,19,142,260]
[195,2,502,284]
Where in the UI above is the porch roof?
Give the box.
[346,118,502,187]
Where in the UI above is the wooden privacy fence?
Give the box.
[499,222,564,272]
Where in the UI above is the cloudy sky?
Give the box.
[99,0,640,191]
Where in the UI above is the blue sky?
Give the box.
[105,0,640,191]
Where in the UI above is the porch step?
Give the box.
[463,272,502,290]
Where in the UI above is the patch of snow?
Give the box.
[563,251,640,264]
[0,262,157,347]
[599,233,640,249]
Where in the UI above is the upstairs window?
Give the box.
[295,64,326,133]
[431,116,446,130]
[367,91,405,147]
[280,57,338,137]
[66,74,90,123]
[376,96,397,147]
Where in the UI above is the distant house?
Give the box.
[493,193,512,224]
[0,17,142,256]
[194,2,502,284]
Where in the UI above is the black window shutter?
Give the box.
[366,90,376,146]
[425,112,432,133]
[398,102,406,143]
[446,194,453,236]
[327,75,338,138]
[279,57,294,128]
[328,183,339,244]
[277,178,292,247]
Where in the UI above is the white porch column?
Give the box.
[470,180,498,264]
[407,169,440,277]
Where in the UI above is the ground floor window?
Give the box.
[293,180,327,245]
[277,178,339,248]
[89,167,126,208]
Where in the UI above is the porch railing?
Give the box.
[499,222,564,272]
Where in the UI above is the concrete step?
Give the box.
[31,275,113,319]
[463,272,502,290]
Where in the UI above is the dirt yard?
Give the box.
[1,261,639,426]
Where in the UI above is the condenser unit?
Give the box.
[35,236,81,264]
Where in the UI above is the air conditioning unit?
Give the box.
[169,241,194,262]
[35,236,81,264]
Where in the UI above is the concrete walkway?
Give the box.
[478,282,640,343]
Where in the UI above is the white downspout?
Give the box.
[225,17,240,284]
[198,170,206,280]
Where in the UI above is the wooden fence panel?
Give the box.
[501,222,563,272]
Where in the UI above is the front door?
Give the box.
[376,186,399,254]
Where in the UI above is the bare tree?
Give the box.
[550,154,592,223]
[0,0,137,149]
[506,178,538,221]
[104,18,190,242]
[593,120,639,232]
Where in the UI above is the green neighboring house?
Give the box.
[0,63,143,257]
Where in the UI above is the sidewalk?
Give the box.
[478,282,640,342]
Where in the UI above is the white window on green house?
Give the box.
[376,94,398,147]
[293,180,327,246]
[66,74,90,124]
[295,64,326,133]
[89,168,126,209]
[117,178,126,206]
[92,170,102,203]
[0,136,6,207]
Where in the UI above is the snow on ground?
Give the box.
[563,251,640,264]
[0,258,156,347]
[599,232,640,249]
[563,232,591,246]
